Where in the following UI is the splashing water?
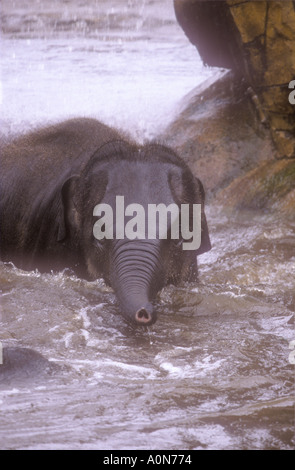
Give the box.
[0,0,294,450]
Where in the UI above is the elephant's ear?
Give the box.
[57,175,80,242]
[57,169,109,242]
[169,168,211,255]
[192,177,211,255]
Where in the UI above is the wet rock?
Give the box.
[174,0,243,71]
[173,0,295,158]
[170,0,295,215]
[216,158,295,219]
[162,72,275,198]
[163,71,295,217]
[0,347,59,385]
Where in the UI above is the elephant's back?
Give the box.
[1,118,123,181]
[0,117,125,215]
[0,118,125,252]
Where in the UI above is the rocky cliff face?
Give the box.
[174,0,295,159]
[167,0,295,217]
[229,0,295,159]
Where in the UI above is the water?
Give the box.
[0,0,216,141]
[0,0,294,450]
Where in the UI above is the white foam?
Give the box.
[158,354,225,379]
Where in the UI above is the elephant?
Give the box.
[0,118,211,326]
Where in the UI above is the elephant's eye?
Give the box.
[173,238,183,248]
[93,238,107,252]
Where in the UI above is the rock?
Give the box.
[271,129,295,160]
[216,158,295,219]
[173,0,295,158]
[162,72,275,198]
[162,72,295,218]
[174,0,243,71]
[227,1,267,44]
[0,347,60,385]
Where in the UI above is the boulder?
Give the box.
[162,71,274,198]
[169,0,295,217]
[174,0,295,159]
[162,71,294,218]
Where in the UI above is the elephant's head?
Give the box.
[58,141,211,326]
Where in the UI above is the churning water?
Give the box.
[0,0,294,450]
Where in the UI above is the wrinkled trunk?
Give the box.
[109,239,164,326]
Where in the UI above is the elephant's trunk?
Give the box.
[109,239,164,326]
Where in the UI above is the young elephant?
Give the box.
[0,118,211,326]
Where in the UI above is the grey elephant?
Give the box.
[0,118,211,326]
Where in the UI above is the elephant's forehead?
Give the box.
[105,161,176,205]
